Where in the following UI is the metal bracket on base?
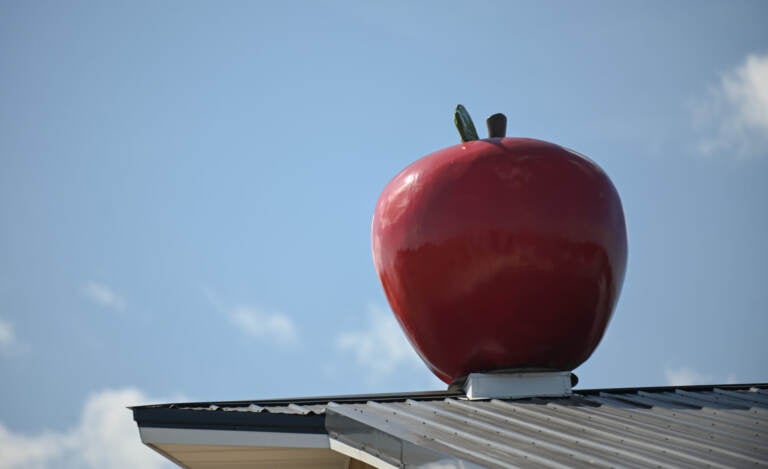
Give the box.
[462,371,573,400]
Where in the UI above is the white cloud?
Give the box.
[82,282,125,311]
[336,305,423,379]
[0,318,16,351]
[664,367,742,387]
[203,288,300,346]
[202,287,299,345]
[230,306,298,345]
[694,51,768,158]
[664,367,713,386]
[0,388,176,469]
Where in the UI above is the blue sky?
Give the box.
[1,1,767,466]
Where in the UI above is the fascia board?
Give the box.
[139,426,330,448]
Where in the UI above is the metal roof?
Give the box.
[133,384,768,468]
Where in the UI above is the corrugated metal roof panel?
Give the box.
[325,386,768,468]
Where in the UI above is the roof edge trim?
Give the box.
[133,407,325,434]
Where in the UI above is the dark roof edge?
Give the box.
[133,407,325,433]
[131,382,767,411]
[131,389,464,410]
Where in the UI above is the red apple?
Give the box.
[372,106,627,384]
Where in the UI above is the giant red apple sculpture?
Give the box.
[372,105,627,384]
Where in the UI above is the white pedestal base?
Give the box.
[462,371,573,400]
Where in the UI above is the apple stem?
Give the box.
[487,113,507,138]
[454,104,479,142]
